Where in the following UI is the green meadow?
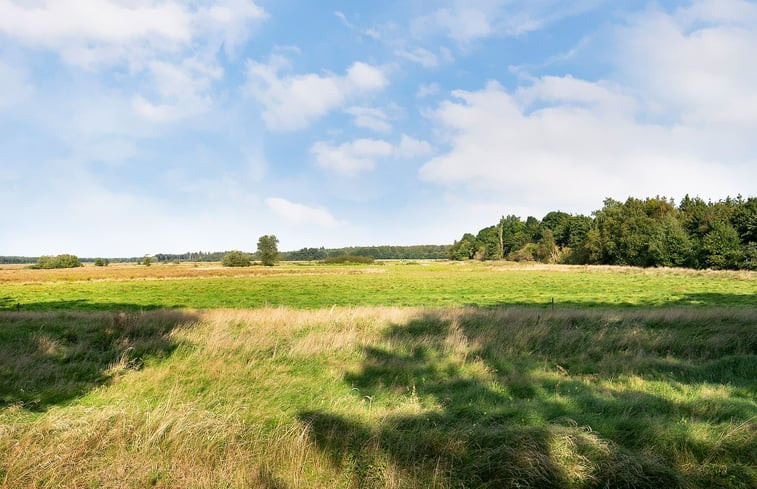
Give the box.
[0,262,755,488]
[1,262,755,310]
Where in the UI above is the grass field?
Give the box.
[1,261,755,310]
[0,262,755,488]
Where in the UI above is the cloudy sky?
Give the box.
[1,0,755,256]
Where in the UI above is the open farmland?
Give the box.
[1,261,755,310]
[0,262,755,488]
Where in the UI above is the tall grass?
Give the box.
[1,307,755,488]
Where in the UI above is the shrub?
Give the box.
[507,244,537,262]
[94,258,110,267]
[222,250,252,267]
[34,254,83,269]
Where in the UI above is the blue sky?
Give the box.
[1,0,756,256]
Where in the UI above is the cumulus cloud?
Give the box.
[246,56,388,131]
[419,77,756,212]
[132,57,223,122]
[617,0,757,129]
[345,106,392,133]
[312,135,432,175]
[0,0,266,68]
[266,197,343,227]
[310,139,394,175]
[397,135,433,158]
[417,1,757,214]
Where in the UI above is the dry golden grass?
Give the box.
[0,262,384,284]
[1,306,755,488]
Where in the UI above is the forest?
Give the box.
[450,195,756,270]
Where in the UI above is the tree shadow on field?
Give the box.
[0,307,198,411]
[0,299,186,312]
[477,292,757,310]
[299,308,757,489]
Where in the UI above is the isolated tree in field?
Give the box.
[94,258,109,267]
[257,235,279,266]
[222,250,251,267]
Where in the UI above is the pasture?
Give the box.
[0,262,755,488]
[1,261,755,310]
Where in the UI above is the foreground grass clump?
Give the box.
[1,307,754,488]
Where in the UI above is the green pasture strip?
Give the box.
[1,263,755,311]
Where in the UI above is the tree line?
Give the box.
[0,244,448,266]
[282,244,449,261]
[450,195,756,270]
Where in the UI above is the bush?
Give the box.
[34,254,83,269]
[222,250,252,267]
[94,258,110,267]
[507,244,537,262]
[322,255,375,264]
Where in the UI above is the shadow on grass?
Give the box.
[0,299,186,312]
[0,308,198,411]
[299,308,757,488]
[469,292,757,310]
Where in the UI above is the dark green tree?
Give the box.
[449,233,477,260]
[701,223,743,269]
[257,235,280,266]
[475,226,502,260]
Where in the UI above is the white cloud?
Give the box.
[424,6,493,42]
[417,0,757,214]
[0,0,266,68]
[417,82,441,98]
[266,197,342,227]
[345,106,392,133]
[419,78,756,212]
[132,57,223,122]
[412,0,602,43]
[311,139,394,175]
[398,135,433,158]
[617,0,757,129]
[312,135,433,175]
[334,11,354,29]
[246,56,388,131]
[396,47,439,68]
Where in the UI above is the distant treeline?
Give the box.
[451,195,756,270]
[281,245,449,261]
[0,245,450,265]
[0,256,36,264]
[156,246,449,262]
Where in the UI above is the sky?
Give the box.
[1,0,756,256]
